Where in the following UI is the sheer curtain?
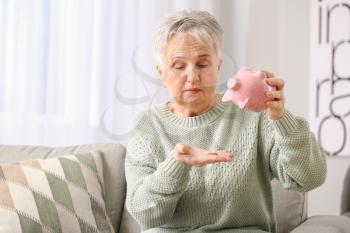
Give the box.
[0,0,251,146]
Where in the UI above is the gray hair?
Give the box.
[153,10,223,65]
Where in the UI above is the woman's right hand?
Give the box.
[173,144,233,167]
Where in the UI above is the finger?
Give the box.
[266,100,284,109]
[266,91,285,100]
[178,155,211,167]
[177,155,206,167]
[187,153,229,166]
[207,152,233,163]
[208,151,232,156]
[216,150,232,154]
[175,144,191,154]
[261,70,274,79]
[189,146,210,156]
[215,151,234,161]
[265,78,285,91]
[208,150,233,157]
[211,155,233,162]
[205,154,230,163]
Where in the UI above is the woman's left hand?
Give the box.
[263,71,285,120]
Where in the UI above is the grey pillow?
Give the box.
[271,179,306,233]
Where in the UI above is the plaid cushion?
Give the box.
[0,151,115,233]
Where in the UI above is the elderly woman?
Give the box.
[125,11,326,233]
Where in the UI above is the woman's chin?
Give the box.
[182,92,205,104]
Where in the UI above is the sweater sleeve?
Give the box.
[260,110,327,192]
[124,132,191,230]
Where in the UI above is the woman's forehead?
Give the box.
[166,35,214,59]
[170,54,211,61]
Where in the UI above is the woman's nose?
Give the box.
[186,68,200,83]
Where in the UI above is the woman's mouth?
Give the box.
[184,88,201,92]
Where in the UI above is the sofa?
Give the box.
[342,164,350,218]
[0,143,349,233]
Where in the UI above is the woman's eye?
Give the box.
[174,65,185,70]
[198,64,208,68]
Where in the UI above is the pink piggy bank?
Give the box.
[222,66,276,112]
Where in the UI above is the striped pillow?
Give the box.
[0,151,114,233]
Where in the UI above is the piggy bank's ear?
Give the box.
[222,90,234,102]
[227,78,240,90]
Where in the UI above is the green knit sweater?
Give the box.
[125,96,327,233]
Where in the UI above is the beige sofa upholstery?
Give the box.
[0,144,126,232]
[342,164,350,218]
[0,143,349,233]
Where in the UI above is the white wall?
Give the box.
[245,0,350,216]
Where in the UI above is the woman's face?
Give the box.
[157,34,222,106]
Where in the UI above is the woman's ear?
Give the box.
[156,64,166,87]
[218,59,222,72]
[156,64,163,78]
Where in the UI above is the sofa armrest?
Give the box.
[290,215,350,233]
